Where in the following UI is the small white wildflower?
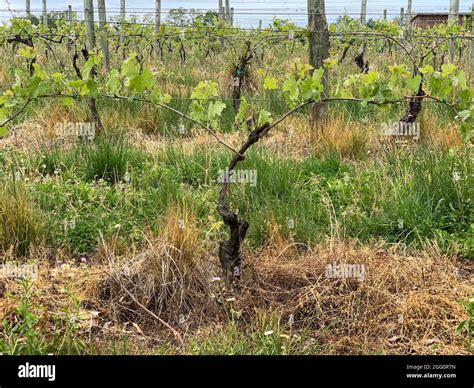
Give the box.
[398,219,404,229]
[124,171,130,183]
[453,171,461,182]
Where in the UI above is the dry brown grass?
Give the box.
[239,238,473,354]
[1,96,464,164]
[96,205,217,328]
[0,121,55,151]
[0,101,87,151]
[0,182,45,257]
[308,116,374,159]
[1,237,471,354]
[419,112,463,148]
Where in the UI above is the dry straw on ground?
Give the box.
[1,236,471,354]
[96,206,218,327]
[239,238,473,354]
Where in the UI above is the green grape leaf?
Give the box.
[17,46,36,59]
[129,68,153,94]
[106,69,122,95]
[69,79,85,89]
[25,76,43,98]
[418,65,434,75]
[263,77,278,90]
[441,63,456,77]
[191,81,219,100]
[207,101,226,121]
[82,58,96,81]
[235,97,250,124]
[406,75,421,94]
[282,75,299,102]
[257,109,273,127]
[427,77,452,100]
[361,71,379,84]
[32,63,45,80]
[323,58,337,69]
[121,55,139,78]
[312,67,324,84]
[0,108,8,122]
[151,89,172,105]
[85,80,98,97]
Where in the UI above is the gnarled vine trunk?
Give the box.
[354,44,369,73]
[217,123,270,287]
[7,35,35,75]
[232,41,253,111]
[400,83,425,124]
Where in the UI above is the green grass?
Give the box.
[0,135,471,257]
[82,132,139,184]
[342,146,472,253]
[93,313,322,355]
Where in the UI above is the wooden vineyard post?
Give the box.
[219,0,224,21]
[360,0,367,24]
[83,0,96,51]
[307,0,329,128]
[98,0,110,70]
[120,0,125,19]
[407,0,413,22]
[82,0,102,133]
[225,0,230,22]
[360,0,367,67]
[471,1,474,78]
[120,0,125,59]
[42,0,48,28]
[155,0,161,59]
[382,10,388,54]
[218,0,225,48]
[398,7,404,55]
[449,0,460,63]
[406,0,413,39]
